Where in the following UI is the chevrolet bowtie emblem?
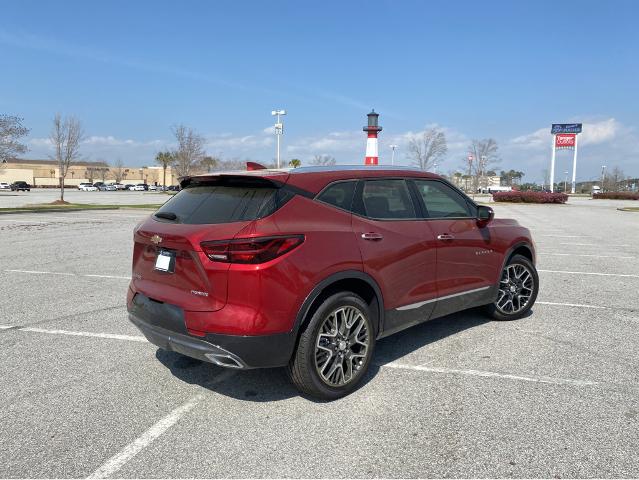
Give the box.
[150,234,162,245]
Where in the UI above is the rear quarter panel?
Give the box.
[222,196,363,334]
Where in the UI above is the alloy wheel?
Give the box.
[496,263,535,315]
[314,306,370,387]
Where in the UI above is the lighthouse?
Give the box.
[363,110,382,165]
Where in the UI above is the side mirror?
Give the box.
[476,205,494,227]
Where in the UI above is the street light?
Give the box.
[601,165,607,192]
[389,144,398,165]
[564,171,568,193]
[271,109,287,168]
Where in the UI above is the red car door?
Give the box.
[411,179,499,318]
[351,179,438,335]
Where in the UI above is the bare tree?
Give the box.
[311,154,336,166]
[407,128,447,171]
[468,138,499,191]
[171,124,205,177]
[50,114,84,202]
[1,114,30,163]
[111,158,126,183]
[200,155,219,173]
[607,166,625,191]
[215,157,249,171]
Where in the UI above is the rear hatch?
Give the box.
[131,173,290,311]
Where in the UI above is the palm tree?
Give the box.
[288,158,302,168]
[155,151,173,189]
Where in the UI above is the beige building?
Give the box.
[0,159,178,187]
[450,174,501,192]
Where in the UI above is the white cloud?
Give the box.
[83,136,163,147]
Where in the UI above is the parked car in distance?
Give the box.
[104,184,117,191]
[148,184,158,191]
[0,182,10,190]
[124,184,135,190]
[78,183,98,191]
[128,166,539,400]
[10,181,31,191]
[129,184,146,191]
[110,183,125,190]
[167,185,180,191]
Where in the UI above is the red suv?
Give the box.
[128,166,538,399]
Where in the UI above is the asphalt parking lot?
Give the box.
[1,198,638,478]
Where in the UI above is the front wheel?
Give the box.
[288,292,375,400]
[486,254,539,321]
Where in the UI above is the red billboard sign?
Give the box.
[555,133,576,149]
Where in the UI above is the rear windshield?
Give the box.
[154,183,290,224]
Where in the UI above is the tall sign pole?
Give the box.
[550,123,582,194]
[571,134,579,193]
[550,135,556,192]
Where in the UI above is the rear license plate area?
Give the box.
[155,249,176,273]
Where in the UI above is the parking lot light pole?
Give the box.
[601,165,607,192]
[271,109,286,168]
[564,171,569,193]
[389,145,398,165]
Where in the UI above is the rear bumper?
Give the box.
[128,293,296,369]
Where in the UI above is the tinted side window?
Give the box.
[361,180,416,219]
[316,181,356,211]
[413,180,471,218]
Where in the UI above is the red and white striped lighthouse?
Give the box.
[363,110,382,165]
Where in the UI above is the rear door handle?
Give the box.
[437,234,455,241]
[361,232,384,241]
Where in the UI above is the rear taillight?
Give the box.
[201,235,304,264]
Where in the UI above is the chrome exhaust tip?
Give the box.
[205,352,245,369]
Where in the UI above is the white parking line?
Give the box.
[556,243,631,247]
[381,362,597,387]
[4,269,130,280]
[5,269,75,276]
[87,394,205,479]
[18,327,147,342]
[85,274,132,280]
[538,235,585,238]
[539,252,635,259]
[536,301,607,309]
[538,269,639,279]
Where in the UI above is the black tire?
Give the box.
[287,292,375,400]
[485,254,539,321]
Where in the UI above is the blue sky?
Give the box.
[2,0,638,182]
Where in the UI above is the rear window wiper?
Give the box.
[154,211,178,221]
